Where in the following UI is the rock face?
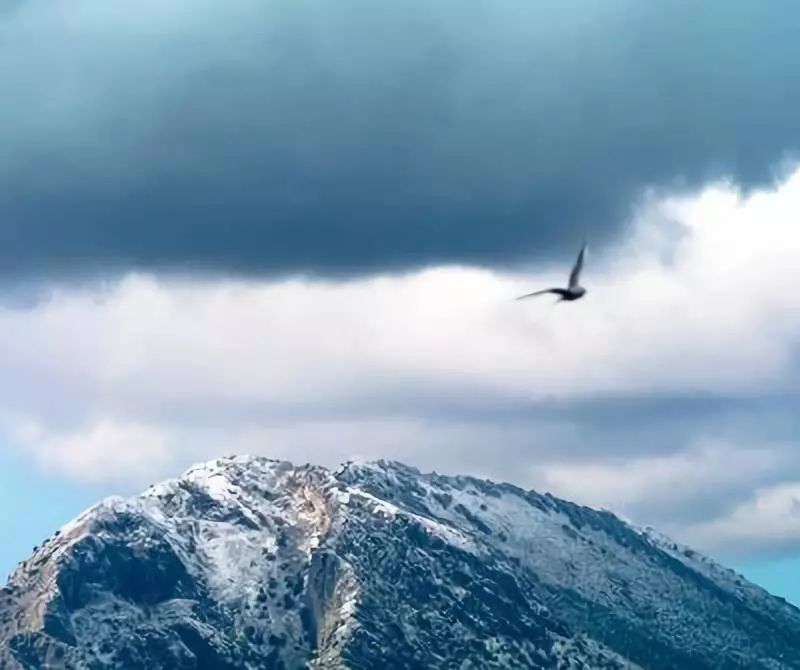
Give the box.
[1,456,799,669]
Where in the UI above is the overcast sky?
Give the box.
[2,0,800,603]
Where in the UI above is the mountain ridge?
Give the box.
[1,455,799,669]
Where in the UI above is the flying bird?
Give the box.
[516,242,588,302]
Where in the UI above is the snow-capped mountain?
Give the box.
[2,456,799,669]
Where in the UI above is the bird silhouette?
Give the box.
[516,242,588,302]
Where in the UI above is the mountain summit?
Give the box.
[2,456,799,669]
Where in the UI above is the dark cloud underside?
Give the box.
[2,0,800,278]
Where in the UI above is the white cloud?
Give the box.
[4,168,800,554]
[684,484,800,558]
[532,441,786,515]
[12,419,172,484]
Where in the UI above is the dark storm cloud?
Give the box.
[2,0,800,279]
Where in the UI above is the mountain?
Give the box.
[1,456,799,669]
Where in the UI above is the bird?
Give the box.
[516,242,588,302]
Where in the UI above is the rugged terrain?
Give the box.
[2,456,799,669]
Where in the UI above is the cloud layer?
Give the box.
[3,169,800,557]
[2,0,800,278]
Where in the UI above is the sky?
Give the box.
[1,0,800,605]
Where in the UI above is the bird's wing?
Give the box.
[568,242,587,289]
[516,288,567,301]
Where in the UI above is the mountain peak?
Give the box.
[2,456,799,669]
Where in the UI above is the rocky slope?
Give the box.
[1,456,799,669]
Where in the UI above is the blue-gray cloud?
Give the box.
[2,0,800,279]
